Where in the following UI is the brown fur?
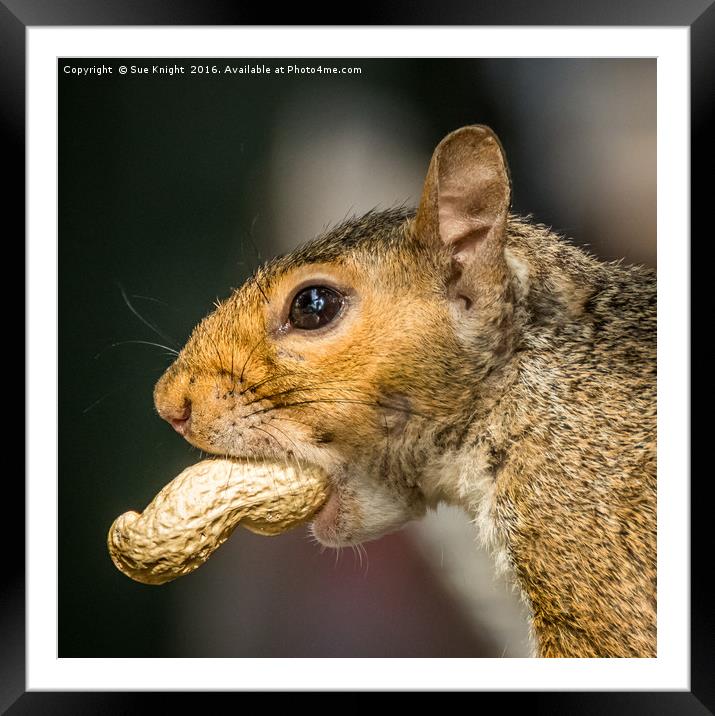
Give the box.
[154,126,656,658]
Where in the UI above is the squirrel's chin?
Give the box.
[310,489,377,548]
[310,486,421,548]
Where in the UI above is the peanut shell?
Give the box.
[108,458,328,585]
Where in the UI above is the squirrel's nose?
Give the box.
[166,401,192,435]
[153,367,194,435]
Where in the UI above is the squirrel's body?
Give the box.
[154,127,656,657]
[433,217,656,657]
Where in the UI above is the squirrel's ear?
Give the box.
[415,125,511,269]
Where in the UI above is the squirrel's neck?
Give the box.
[427,218,657,658]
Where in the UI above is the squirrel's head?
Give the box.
[154,125,514,546]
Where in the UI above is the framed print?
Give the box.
[9,1,709,710]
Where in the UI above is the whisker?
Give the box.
[248,429,287,503]
[249,425,283,451]
[117,282,178,347]
[241,213,270,304]
[82,373,161,414]
[240,213,262,262]
[82,393,113,414]
[267,415,310,427]
[260,423,302,503]
[239,371,294,397]
[264,420,300,453]
[252,274,270,305]
[245,381,377,407]
[239,337,265,384]
[243,398,440,423]
[130,294,170,308]
[358,543,369,577]
[93,340,179,360]
[221,444,236,501]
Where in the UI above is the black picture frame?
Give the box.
[8,1,708,711]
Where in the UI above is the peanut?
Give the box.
[107,458,329,585]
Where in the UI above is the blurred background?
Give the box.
[59,58,655,659]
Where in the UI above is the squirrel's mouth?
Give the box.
[309,489,343,545]
[202,444,340,529]
[311,488,340,524]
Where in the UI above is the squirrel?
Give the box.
[153,125,656,658]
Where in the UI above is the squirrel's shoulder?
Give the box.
[504,214,655,322]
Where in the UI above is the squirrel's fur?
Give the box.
[154,127,656,658]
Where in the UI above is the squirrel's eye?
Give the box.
[289,286,344,330]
